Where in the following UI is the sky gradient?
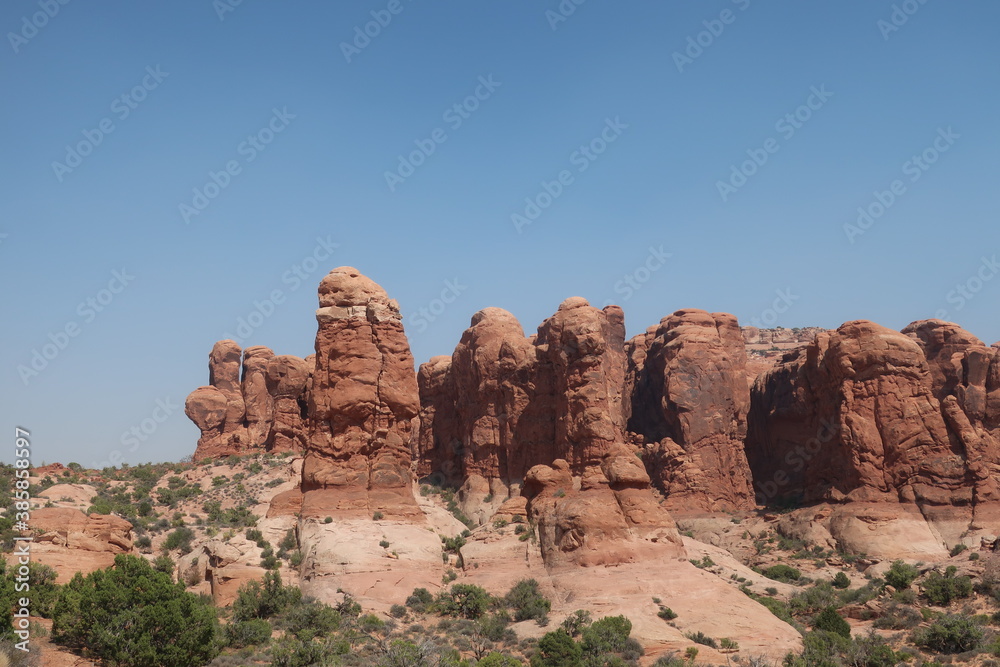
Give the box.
[2,1,999,467]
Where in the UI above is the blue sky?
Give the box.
[2,1,998,467]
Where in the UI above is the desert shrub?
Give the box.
[438,584,492,619]
[390,604,407,619]
[922,567,973,606]
[912,614,984,654]
[560,609,592,637]
[269,637,329,667]
[279,529,296,552]
[335,592,361,618]
[505,579,551,622]
[441,534,467,554]
[832,571,850,589]
[0,560,59,623]
[658,606,678,621]
[51,554,220,666]
[226,618,271,648]
[884,560,919,589]
[406,587,434,612]
[789,581,838,614]
[846,631,904,667]
[164,526,195,554]
[873,602,922,630]
[479,653,523,667]
[763,564,801,583]
[532,629,581,667]
[232,571,301,622]
[813,607,850,638]
[581,615,633,655]
[950,543,968,557]
[784,630,852,667]
[202,501,257,528]
[153,554,175,575]
[358,613,385,633]
[279,599,341,640]
[684,630,717,648]
[476,612,514,642]
[719,637,740,652]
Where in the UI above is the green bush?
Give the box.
[505,579,551,622]
[269,636,330,667]
[476,612,513,642]
[657,606,678,621]
[949,543,968,557]
[763,564,801,583]
[884,560,919,589]
[153,554,175,576]
[405,587,434,612]
[832,571,850,589]
[684,630,717,648]
[232,571,302,622]
[582,615,633,654]
[922,567,973,606]
[0,561,59,621]
[279,528,297,552]
[560,609,592,637]
[912,615,984,654]
[813,606,850,638]
[163,526,195,554]
[226,618,271,647]
[279,599,341,640]
[438,584,492,619]
[532,629,582,667]
[873,602,922,630]
[479,652,523,667]
[51,554,220,666]
[789,581,838,614]
[784,630,852,667]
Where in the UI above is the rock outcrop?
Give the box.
[187,341,311,459]
[418,297,684,564]
[265,355,313,453]
[26,508,134,582]
[744,319,1000,554]
[301,267,420,519]
[746,320,970,506]
[626,309,755,512]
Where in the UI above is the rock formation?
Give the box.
[29,508,134,582]
[265,355,313,453]
[746,320,970,506]
[186,341,311,459]
[301,267,421,519]
[417,297,684,565]
[183,267,1000,560]
[745,319,1000,554]
[626,309,755,512]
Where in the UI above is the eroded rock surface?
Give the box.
[187,341,310,459]
[626,309,755,512]
[302,267,420,519]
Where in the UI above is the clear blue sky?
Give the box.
[2,1,998,467]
